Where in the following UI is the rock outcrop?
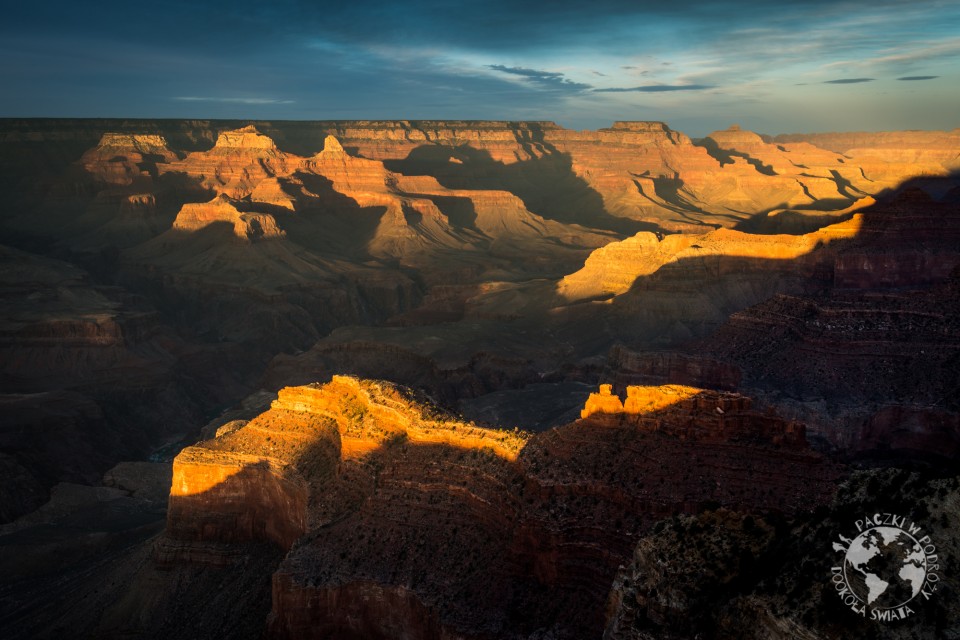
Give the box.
[2,119,959,638]
[160,125,297,198]
[155,377,838,638]
[603,345,741,391]
[580,384,806,448]
[773,129,960,171]
[171,194,285,241]
[558,214,861,301]
[0,244,212,522]
[80,133,178,185]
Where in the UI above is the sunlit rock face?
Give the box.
[308,120,948,234]
[80,133,178,186]
[159,387,342,564]
[557,214,861,301]
[171,194,285,241]
[2,119,956,528]
[773,128,960,172]
[1,119,958,638]
[157,377,838,638]
[159,125,298,199]
[579,384,807,448]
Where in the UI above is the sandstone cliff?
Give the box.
[80,133,178,186]
[2,120,958,629]
[159,125,297,199]
[155,377,838,639]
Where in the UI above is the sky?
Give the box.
[2,0,958,136]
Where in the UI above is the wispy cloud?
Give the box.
[486,65,592,92]
[173,96,295,104]
[822,78,874,84]
[594,84,713,93]
[819,38,960,71]
[897,75,939,81]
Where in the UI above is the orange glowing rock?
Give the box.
[580,383,624,418]
[171,194,285,241]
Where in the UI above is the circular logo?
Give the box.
[831,513,940,622]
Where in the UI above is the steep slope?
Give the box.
[0,244,215,522]
[773,129,960,170]
[148,377,838,639]
[557,215,858,301]
[80,133,179,186]
[5,132,195,250]
[159,125,299,199]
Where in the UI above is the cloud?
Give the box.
[822,78,874,84]
[173,96,295,104]
[486,65,592,92]
[487,65,563,79]
[3,0,958,133]
[897,75,939,80]
[594,84,713,92]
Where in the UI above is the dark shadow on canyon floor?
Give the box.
[385,143,659,237]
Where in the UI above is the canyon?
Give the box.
[0,118,958,638]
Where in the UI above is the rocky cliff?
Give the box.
[0,244,216,521]
[1,119,958,637]
[151,377,839,639]
[671,187,960,458]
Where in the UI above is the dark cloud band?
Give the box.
[594,84,713,92]
[487,65,592,92]
[823,78,875,84]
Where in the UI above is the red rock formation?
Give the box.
[159,377,839,638]
[856,406,960,462]
[603,345,741,391]
[250,177,297,211]
[558,214,861,301]
[7,119,957,238]
[80,133,178,186]
[160,125,298,198]
[159,387,343,564]
[579,384,806,448]
[172,194,285,241]
[297,120,946,233]
[773,129,960,171]
[580,383,624,417]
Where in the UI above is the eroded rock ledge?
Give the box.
[158,376,840,638]
[580,383,806,448]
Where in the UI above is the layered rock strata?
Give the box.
[159,377,839,638]
[0,244,212,522]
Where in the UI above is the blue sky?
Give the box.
[2,0,958,135]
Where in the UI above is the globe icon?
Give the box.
[843,526,927,609]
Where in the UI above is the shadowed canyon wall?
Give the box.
[151,377,838,639]
[0,119,958,639]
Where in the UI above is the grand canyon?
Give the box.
[0,118,958,639]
